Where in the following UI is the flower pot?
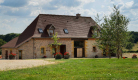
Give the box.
[132,56,137,59]
[9,56,15,59]
[123,57,125,59]
[55,54,62,59]
[64,55,70,59]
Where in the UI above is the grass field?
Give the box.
[0,58,138,80]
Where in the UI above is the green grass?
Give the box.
[0,58,138,80]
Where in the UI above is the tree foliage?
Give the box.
[49,32,62,48]
[0,33,20,42]
[96,5,130,59]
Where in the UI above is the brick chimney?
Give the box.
[76,13,81,19]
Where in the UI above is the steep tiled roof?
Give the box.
[1,14,100,48]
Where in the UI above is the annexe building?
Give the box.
[1,14,103,59]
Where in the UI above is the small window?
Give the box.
[38,28,43,33]
[93,46,96,52]
[49,30,54,36]
[63,29,68,34]
[41,48,44,54]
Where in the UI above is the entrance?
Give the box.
[60,45,66,57]
[19,50,22,59]
[74,41,85,58]
[5,50,8,59]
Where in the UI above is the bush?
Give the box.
[42,56,47,58]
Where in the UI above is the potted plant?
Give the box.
[9,53,16,59]
[64,52,70,59]
[55,52,62,59]
[132,54,137,59]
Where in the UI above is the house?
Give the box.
[1,14,103,59]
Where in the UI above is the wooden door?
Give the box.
[77,48,83,57]
[5,50,8,59]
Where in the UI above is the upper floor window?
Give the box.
[63,29,69,34]
[49,29,54,36]
[46,24,55,36]
[38,28,43,33]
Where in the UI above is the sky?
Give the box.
[0,0,138,34]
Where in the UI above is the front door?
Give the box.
[60,45,66,57]
[5,50,8,59]
[19,50,22,59]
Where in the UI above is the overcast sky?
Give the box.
[0,0,137,34]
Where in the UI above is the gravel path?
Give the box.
[0,59,55,71]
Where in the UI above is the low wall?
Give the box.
[122,53,138,58]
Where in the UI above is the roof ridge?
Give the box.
[39,14,91,18]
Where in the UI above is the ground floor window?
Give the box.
[93,46,96,52]
[41,48,44,54]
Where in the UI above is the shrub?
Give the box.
[132,54,137,58]
[64,52,69,55]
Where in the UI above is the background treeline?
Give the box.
[0,33,20,55]
[130,31,138,43]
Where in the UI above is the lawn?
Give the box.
[0,58,138,80]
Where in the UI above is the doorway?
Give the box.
[19,50,22,59]
[60,45,66,57]
[74,41,85,58]
[5,50,8,59]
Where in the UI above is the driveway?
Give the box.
[0,59,55,71]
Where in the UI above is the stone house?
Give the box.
[1,14,103,59]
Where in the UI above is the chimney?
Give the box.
[76,13,81,19]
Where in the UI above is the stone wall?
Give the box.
[85,39,103,58]
[18,39,34,59]
[122,53,138,58]
[34,38,73,58]
[2,48,17,59]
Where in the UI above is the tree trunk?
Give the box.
[117,46,119,59]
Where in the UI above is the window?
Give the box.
[93,46,96,52]
[41,48,44,54]
[63,29,68,34]
[49,30,54,36]
[38,28,43,33]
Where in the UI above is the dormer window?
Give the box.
[49,29,54,36]
[46,24,55,36]
[38,28,43,33]
[63,29,68,34]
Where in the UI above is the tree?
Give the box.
[0,39,6,47]
[49,32,62,54]
[0,39,6,55]
[96,5,130,59]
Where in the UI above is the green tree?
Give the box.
[0,39,6,55]
[0,39,6,47]
[49,32,62,54]
[96,5,130,59]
